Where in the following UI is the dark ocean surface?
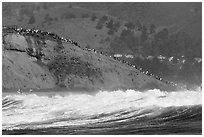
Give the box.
[2,89,202,135]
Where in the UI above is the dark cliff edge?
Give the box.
[2,27,179,92]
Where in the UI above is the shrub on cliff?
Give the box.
[53,41,64,52]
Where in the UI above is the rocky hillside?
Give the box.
[2,27,177,92]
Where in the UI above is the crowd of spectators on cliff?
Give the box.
[3,25,177,87]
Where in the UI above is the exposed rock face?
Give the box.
[2,30,176,91]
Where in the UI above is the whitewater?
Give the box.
[2,88,202,135]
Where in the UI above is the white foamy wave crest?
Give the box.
[2,89,202,130]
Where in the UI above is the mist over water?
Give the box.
[2,88,202,134]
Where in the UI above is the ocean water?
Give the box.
[2,88,202,135]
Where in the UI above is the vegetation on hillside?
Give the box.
[109,20,201,85]
[2,2,202,86]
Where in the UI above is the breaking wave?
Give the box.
[2,88,202,132]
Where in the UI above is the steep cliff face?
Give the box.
[2,30,176,91]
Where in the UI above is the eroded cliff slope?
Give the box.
[2,27,176,91]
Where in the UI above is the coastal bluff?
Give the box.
[2,27,177,92]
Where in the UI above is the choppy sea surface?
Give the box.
[2,88,202,135]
